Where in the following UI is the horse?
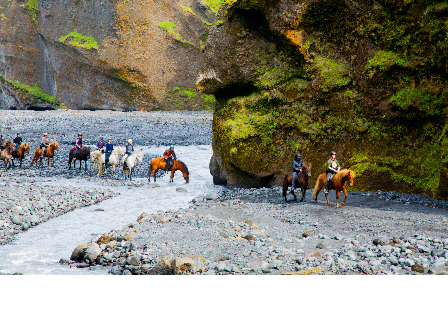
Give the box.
[11,142,30,169]
[30,141,60,168]
[148,157,189,183]
[0,140,13,169]
[68,147,91,170]
[123,150,144,181]
[311,169,355,207]
[282,162,312,202]
[92,147,124,177]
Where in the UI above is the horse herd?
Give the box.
[0,140,190,183]
[1,141,353,206]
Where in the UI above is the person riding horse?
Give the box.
[123,139,134,169]
[75,134,83,157]
[290,152,303,193]
[163,145,176,172]
[13,133,23,154]
[105,138,114,165]
[324,151,340,194]
[40,133,50,156]
[96,137,106,152]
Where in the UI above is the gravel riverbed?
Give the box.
[2,110,448,275]
[69,187,448,275]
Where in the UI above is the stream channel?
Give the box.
[0,145,222,275]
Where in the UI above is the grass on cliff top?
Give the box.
[59,31,98,50]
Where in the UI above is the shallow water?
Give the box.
[0,145,221,275]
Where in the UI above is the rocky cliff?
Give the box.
[198,0,448,198]
[0,0,217,110]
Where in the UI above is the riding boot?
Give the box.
[324,173,334,193]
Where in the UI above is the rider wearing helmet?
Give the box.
[291,152,303,192]
[123,139,134,169]
[0,135,5,151]
[75,133,83,157]
[324,151,340,194]
[13,133,23,154]
[163,145,177,172]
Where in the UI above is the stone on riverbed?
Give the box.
[83,243,102,264]
[70,243,89,261]
[205,192,217,200]
[97,234,111,245]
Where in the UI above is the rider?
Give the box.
[40,133,50,156]
[0,135,5,151]
[96,137,106,152]
[123,139,134,168]
[13,133,23,154]
[291,152,303,192]
[324,151,340,194]
[12,133,23,153]
[163,145,176,171]
[105,138,113,165]
[75,134,83,156]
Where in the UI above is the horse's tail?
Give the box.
[282,174,289,199]
[311,173,325,201]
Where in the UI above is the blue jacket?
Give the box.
[105,143,113,153]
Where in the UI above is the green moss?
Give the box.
[0,75,63,108]
[165,87,215,109]
[389,85,446,117]
[21,0,39,30]
[201,0,225,15]
[311,56,351,92]
[59,31,98,50]
[201,94,216,104]
[364,50,410,78]
[157,21,195,46]
[216,20,224,26]
[180,6,196,16]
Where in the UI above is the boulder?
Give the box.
[11,216,22,225]
[159,216,171,223]
[205,192,217,200]
[96,234,111,245]
[70,243,89,261]
[127,256,141,267]
[148,257,173,275]
[243,234,256,241]
[176,187,187,192]
[411,264,424,273]
[137,212,148,222]
[171,257,195,275]
[106,240,117,249]
[302,230,313,238]
[124,234,134,241]
[84,243,102,264]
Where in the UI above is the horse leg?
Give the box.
[300,187,305,202]
[342,188,348,206]
[153,168,157,182]
[170,170,175,183]
[336,190,340,208]
[325,191,331,205]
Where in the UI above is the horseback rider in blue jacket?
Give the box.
[104,138,113,165]
[291,152,303,192]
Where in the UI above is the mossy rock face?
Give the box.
[199,0,448,196]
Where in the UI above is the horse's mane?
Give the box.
[334,169,354,183]
[177,160,189,174]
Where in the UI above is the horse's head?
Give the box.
[3,140,12,149]
[302,162,312,177]
[116,147,125,156]
[23,143,30,153]
[136,151,144,163]
[52,141,60,151]
[178,160,190,183]
[345,170,355,186]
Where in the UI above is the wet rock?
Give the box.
[373,238,388,246]
[243,234,256,241]
[316,242,325,249]
[21,223,30,231]
[127,256,141,266]
[84,243,102,264]
[106,240,117,249]
[97,234,111,245]
[205,192,217,200]
[411,264,424,273]
[176,187,187,192]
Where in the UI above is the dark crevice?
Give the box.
[214,82,258,100]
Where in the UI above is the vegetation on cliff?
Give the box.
[200,0,448,196]
[59,31,99,50]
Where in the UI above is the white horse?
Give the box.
[92,147,124,177]
[123,150,144,181]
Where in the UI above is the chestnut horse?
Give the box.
[311,169,355,207]
[68,147,91,170]
[0,140,13,169]
[11,143,30,169]
[30,141,60,168]
[148,158,189,183]
[282,162,312,202]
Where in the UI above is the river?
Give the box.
[0,145,222,275]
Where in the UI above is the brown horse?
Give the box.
[68,147,91,170]
[0,140,13,169]
[30,141,60,168]
[282,162,312,202]
[11,143,30,169]
[311,169,355,207]
[148,157,189,183]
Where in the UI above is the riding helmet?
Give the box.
[170,145,174,149]
[295,153,301,160]
[78,133,82,137]
[43,133,47,136]
[330,151,336,155]
[128,139,132,143]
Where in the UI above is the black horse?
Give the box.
[68,147,91,170]
[282,162,312,202]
